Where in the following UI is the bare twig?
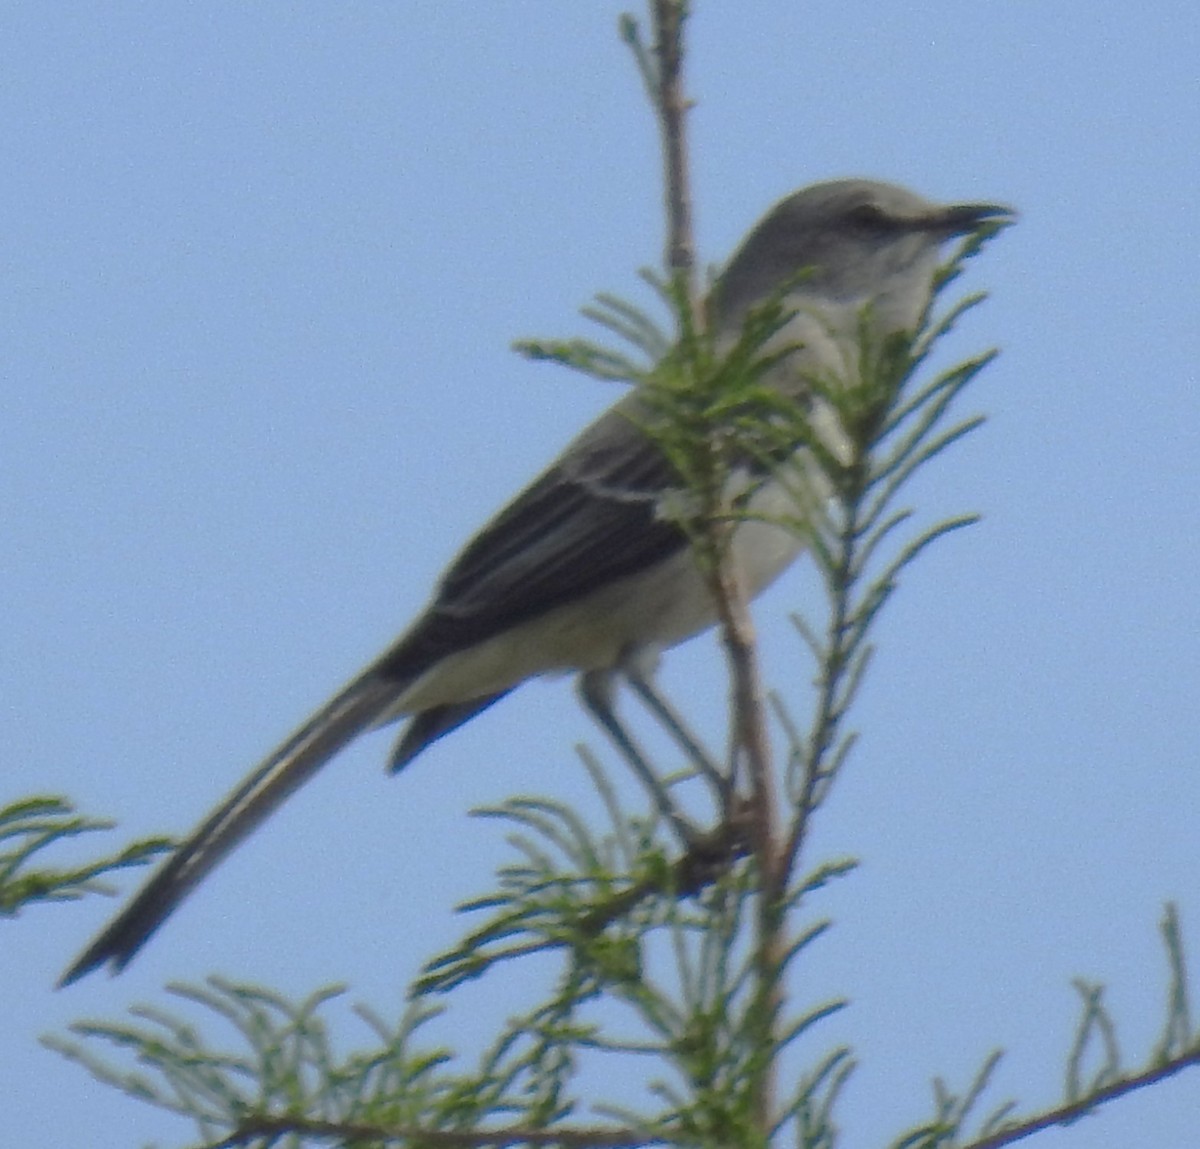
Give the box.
[651,0,697,298]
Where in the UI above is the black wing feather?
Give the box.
[379,404,688,678]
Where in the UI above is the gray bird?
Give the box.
[61,178,1012,984]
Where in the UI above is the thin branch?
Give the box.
[651,0,697,297]
[210,1116,668,1149]
[959,1047,1200,1149]
[779,480,858,885]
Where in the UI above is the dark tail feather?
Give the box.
[388,691,513,773]
[59,671,405,986]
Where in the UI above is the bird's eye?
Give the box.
[845,203,891,230]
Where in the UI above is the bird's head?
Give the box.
[712,178,1014,336]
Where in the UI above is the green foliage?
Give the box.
[46,980,454,1148]
[418,750,855,1146]
[890,904,1200,1149]
[889,1053,1013,1149]
[0,795,170,917]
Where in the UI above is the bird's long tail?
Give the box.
[59,671,405,986]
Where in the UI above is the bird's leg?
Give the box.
[578,668,700,850]
[619,648,730,808]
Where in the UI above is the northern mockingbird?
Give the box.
[61,178,1011,984]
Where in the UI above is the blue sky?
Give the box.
[4,4,1199,1146]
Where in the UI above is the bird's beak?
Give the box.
[926,201,1017,236]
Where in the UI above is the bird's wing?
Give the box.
[377,399,691,678]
